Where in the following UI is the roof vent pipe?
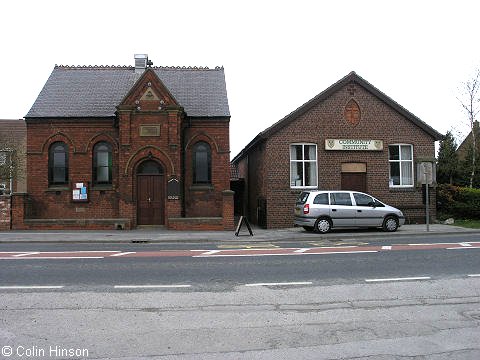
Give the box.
[134,54,148,73]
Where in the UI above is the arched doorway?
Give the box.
[136,160,165,225]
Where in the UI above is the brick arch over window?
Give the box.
[185,132,219,153]
[40,132,76,154]
[85,132,119,154]
[124,146,175,177]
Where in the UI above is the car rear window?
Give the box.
[313,193,329,205]
[296,192,310,205]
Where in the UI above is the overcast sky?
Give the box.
[2,0,480,157]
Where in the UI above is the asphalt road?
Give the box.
[1,232,480,359]
[0,233,479,290]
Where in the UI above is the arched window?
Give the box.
[48,142,68,185]
[93,142,112,185]
[193,142,211,184]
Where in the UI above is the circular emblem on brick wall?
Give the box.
[345,99,361,126]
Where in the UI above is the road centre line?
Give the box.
[381,246,392,250]
[114,285,191,289]
[365,276,431,283]
[0,285,64,290]
[245,282,312,287]
[459,242,473,247]
[13,252,40,257]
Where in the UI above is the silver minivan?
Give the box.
[294,190,405,233]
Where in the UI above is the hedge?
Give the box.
[437,184,480,219]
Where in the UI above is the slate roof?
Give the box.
[26,66,230,118]
[233,71,443,163]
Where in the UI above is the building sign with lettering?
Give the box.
[325,139,383,151]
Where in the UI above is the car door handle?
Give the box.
[357,210,362,213]
[332,209,337,212]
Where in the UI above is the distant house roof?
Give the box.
[456,121,479,161]
[232,71,443,163]
[26,65,230,118]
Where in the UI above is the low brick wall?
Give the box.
[168,217,225,231]
[22,218,131,230]
[0,195,11,230]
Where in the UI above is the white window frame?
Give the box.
[290,143,318,189]
[388,144,414,188]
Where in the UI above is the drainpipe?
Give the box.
[181,116,189,218]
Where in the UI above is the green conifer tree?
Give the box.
[437,131,458,185]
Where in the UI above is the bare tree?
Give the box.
[458,69,480,188]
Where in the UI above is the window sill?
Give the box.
[389,186,415,192]
[190,185,214,191]
[46,186,69,192]
[92,185,114,191]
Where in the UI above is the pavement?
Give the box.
[0,223,478,243]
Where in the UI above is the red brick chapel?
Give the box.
[13,55,234,230]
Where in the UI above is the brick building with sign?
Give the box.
[13,55,233,230]
[232,72,443,228]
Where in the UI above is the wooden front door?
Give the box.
[341,172,367,193]
[136,161,165,225]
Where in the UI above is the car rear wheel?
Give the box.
[314,217,332,234]
[382,215,399,232]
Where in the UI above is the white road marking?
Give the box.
[200,250,221,255]
[114,285,191,289]
[467,274,480,277]
[381,246,392,250]
[110,252,136,257]
[365,276,431,283]
[460,242,473,247]
[13,252,40,257]
[446,247,480,250]
[0,286,64,290]
[194,250,377,258]
[293,248,310,253]
[244,282,312,287]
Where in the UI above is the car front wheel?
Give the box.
[314,217,332,234]
[382,216,399,232]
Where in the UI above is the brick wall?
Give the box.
[243,81,438,228]
[184,119,231,218]
[26,119,120,221]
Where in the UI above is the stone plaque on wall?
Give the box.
[140,125,160,137]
